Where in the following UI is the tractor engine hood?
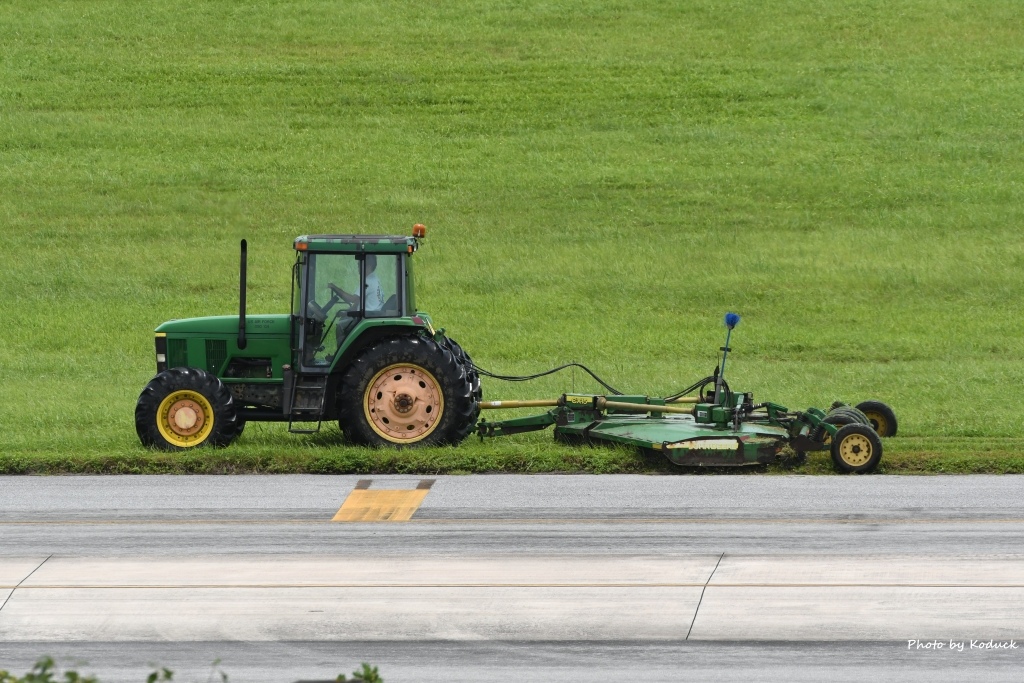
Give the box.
[155,314,291,336]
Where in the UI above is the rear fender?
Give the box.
[321,321,432,419]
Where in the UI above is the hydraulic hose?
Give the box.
[472,362,624,395]
[473,364,726,404]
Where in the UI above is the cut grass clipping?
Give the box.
[2,1,1024,474]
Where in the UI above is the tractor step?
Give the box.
[288,375,328,434]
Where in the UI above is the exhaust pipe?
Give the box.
[238,239,248,350]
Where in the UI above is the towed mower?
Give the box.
[475,313,897,473]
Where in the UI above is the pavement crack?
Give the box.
[0,554,52,613]
[686,552,724,640]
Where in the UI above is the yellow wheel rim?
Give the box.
[837,433,873,467]
[363,363,444,443]
[864,411,888,436]
[157,390,215,448]
[821,417,855,446]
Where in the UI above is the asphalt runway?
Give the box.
[1,474,1023,682]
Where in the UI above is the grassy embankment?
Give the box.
[1,1,1023,474]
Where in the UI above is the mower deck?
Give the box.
[557,414,790,466]
[477,397,791,467]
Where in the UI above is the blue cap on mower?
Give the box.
[715,312,741,404]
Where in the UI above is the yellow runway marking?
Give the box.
[332,480,433,522]
[332,490,428,522]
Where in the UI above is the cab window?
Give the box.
[364,254,401,318]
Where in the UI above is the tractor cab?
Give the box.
[292,235,418,371]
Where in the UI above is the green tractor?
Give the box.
[135,225,481,450]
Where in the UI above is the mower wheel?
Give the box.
[830,424,882,474]
[337,335,478,447]
[135,367,242,451]
[815,412,858,446]
[828,405,871,426]
[855,400,898,437]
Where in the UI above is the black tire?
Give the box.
[814,412,858,445]
[843,409,868,423]
[135,367,241,451]
[855,400,898,437]
[443,336,483,403]
[828,404,871,426]
[337,336,478,447]
[830,423,883,474]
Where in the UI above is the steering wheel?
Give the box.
[306,283,354,323]
[306,300,327,322]
[328,282,351,300]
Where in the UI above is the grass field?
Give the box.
[2,0,1024,474]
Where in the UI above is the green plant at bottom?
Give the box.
[1,658,383,683]
[337,663,382,682]
[0,659,173,683]
[0,657,97,683]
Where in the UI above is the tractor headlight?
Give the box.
[155,334,168,373]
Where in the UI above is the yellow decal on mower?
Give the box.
[666,439,740,450]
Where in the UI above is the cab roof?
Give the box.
[294,235,419,254]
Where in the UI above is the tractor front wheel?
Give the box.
[135,367,242,450]
[337,336,478,447]
[830,424,882,474]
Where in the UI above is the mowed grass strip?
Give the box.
[1,1,1023,474]
[5,431,1024,475]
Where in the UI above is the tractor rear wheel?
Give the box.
[855,400,898,437]
[830,424,882,473]
[135,367,242,450]
[337,336,478,447]
[443,336,483,403]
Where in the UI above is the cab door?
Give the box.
[297,252,363,370]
